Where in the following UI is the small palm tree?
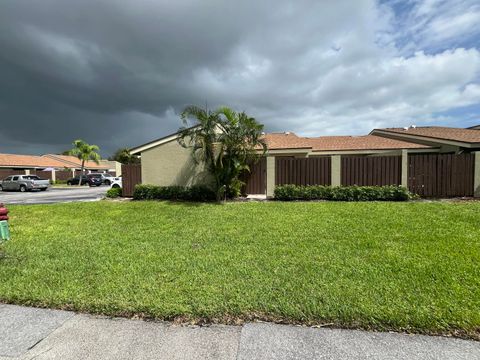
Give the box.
[178,105,266,200]
[68,140,101,186]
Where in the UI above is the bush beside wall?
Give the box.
[274,185,412,201]
[133,184,216,202]
[106,187,122,198]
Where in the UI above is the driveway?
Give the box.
[0,186,108,205]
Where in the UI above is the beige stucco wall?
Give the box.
[141,139,212,187]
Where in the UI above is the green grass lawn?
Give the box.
[0,201,479,338]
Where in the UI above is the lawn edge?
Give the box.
[1,299,478,341]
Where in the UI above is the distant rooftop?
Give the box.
[263,132,431,151]
[43,154,107,169]
[0,154,69,168]
[0,153,110,169]
[373,126,480,144]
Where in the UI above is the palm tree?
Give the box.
[178,105,223,196]
[68,140,101,186]
[178,105,266,200]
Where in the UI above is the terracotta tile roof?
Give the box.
[376,126,480,144]
[0,154,70,168]
[262,133,313,150]
[43,154,107,169]
[263,133,431,151]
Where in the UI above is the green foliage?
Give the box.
[54,180,68,185]
[109,148,140,164]
[133,184,216,202]
[1,201,479,337]
[106,187,122,198]
[67,140,101,183]
[274,185,412,201]
[178,105,266,200]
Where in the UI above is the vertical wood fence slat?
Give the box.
[0,169,25,179]
[275,157,331,186]
[122,164,142,197]
[30,170,53,180]
[341,156,401,186]
[56,171,73,181]
[408,153,474,197]
[244,158,266,195]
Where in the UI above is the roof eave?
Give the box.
[130,125,201,155]
[371,129,478,148]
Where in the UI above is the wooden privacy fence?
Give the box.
[408,153,474,197]
[244,158,266,194]
[122,164,142,197]
[276,157,331,186]
[55,171,73,181]
[341,156,401,186]
[0,169,24,179]
[31,170,53,180]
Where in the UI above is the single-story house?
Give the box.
[0,154,71,171]
[129,124,480,198]
[43,154,121,175]
[0,153,121,181]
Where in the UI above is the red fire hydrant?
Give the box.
[0,203,8,221]
[0,203,10,241]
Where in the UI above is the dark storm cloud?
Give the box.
[0,0,479,156]
[0,0,247,155]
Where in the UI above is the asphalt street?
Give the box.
[0,304,479,360]
[0,186,108,205]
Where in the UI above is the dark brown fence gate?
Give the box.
[341,156,401,186]
[122,164,142,197]
[244,158,266,194]
[276,157,331,186]
[408,153,474,197]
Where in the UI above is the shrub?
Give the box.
[54,180,68,185]
[106,187,122,198]
[274,185,411,201]
[133,184,216,202]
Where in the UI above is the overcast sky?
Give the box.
[1,0,479,156]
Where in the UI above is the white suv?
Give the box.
[110,176,122,188]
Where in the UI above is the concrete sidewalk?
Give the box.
[0,304,479,360]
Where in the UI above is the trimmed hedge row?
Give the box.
[133,184,216,202]
[274,185,412,201]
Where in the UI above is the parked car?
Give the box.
[87,175,103,187]
[66,175,102,187]
[88,173,115,185]
[0,175,50,192]
[110,176,122,189]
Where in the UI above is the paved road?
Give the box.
[0,304,479,360]
[0,186,108,205]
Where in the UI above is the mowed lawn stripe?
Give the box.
[0,201,478,338]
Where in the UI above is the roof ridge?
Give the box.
[0,153,44,157]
